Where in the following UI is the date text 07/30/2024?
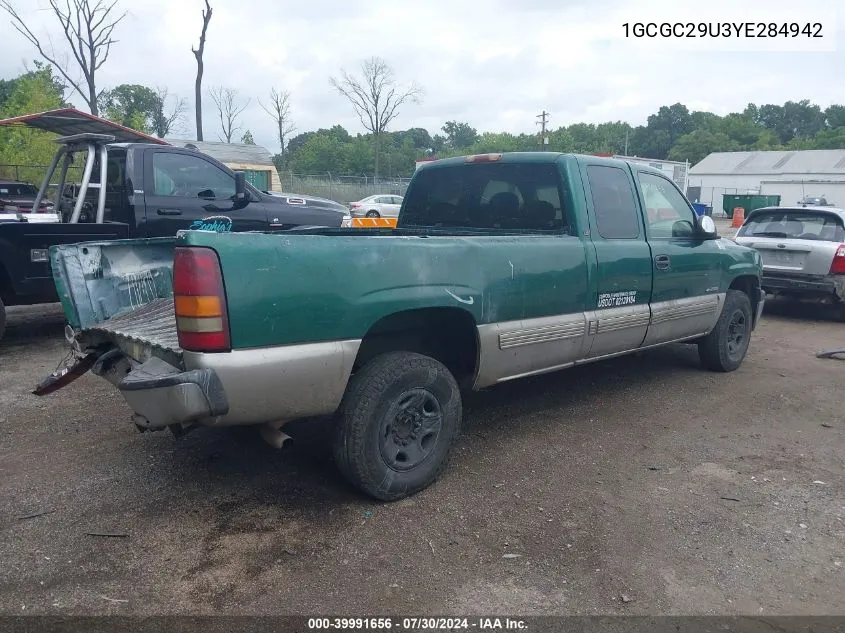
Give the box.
[307,617,529,630]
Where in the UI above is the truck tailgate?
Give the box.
[49,237,180,357]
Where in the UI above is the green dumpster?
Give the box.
[723,194,781,219]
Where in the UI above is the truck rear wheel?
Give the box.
[332,351,462,501]
[698,289,752,372]
[0,296,5,342]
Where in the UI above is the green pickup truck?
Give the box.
[38,152,764,501]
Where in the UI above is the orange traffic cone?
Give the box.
[731,207,745,228]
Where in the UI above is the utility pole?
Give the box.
[536,110,549,150]
[624,129,629,155]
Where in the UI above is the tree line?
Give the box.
[278,100,845,178]
[1,1,843,181]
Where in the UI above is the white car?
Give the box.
[349,194,403,218]
[733,205,845,312]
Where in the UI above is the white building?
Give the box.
[688,149,845,216]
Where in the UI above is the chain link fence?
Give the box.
[278,172,413,204]
[2,164,413,206]
[0,163,84,191]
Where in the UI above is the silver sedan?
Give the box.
[734,205,845,313]
[349,194,403,218]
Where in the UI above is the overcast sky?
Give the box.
[2,0,841,152]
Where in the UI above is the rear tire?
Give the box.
[332,351,462,501]
[366,210,380,218]
[698,289,752,372]
[0,296,6,342]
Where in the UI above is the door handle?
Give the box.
[654,254,671,270]
[156,208,182,216]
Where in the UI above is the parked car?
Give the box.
[38,152,763,501]
[349,194,403,218]
[0,179,54,213]
[734,205,845,314]
[798,195,832,207]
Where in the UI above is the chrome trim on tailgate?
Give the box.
[183,339,362,426]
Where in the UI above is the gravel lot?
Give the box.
[0,298,843,616]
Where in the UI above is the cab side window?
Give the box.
[586,165,640,239]
[152,152,236,200]
[637,171,696,238]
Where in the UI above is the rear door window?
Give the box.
[585,165,640,239]
[738,210,845,242]
[400,162,570,233]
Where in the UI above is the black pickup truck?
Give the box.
[0,134,348,340]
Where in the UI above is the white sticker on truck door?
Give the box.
[597,290,637,308]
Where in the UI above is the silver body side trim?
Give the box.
[574,333,704,365]
[499,321,584,349]
[583,303,651,359]
[641,293,724,347]
[183,339,361,426]
[475,294,729,388]
[474,312,587,389]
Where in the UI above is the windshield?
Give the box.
[738,210,845,241]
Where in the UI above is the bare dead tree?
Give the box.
[1,0,128,116]
[152,86,187,138]
[209,86,250,143]
[191,0,212,141]
[329,56,423,180]
[259,88,296,160]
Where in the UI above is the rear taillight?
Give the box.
[350,202,361,209]
[830,244,845,274]
[173,246,230,352]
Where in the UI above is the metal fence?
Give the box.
[278,172,413,204]
[1,163,85,190]
[1,164,412,206]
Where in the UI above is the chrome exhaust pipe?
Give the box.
[260,420,293,449]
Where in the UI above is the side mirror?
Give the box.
[233,171,249,209]
[234,171,246,199]
[696,214,719,239]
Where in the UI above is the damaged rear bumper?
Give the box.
[117,356,229,429]
[761,271,844,300]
